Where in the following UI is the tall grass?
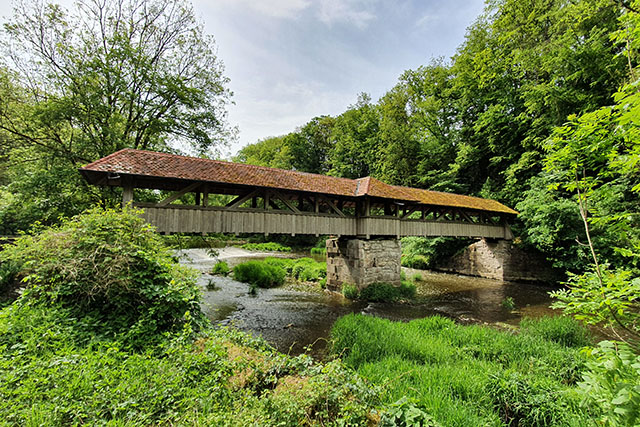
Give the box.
[331,314,595,426]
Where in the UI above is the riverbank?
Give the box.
[182,248,559,357]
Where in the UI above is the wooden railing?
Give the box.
[135,203,512,239]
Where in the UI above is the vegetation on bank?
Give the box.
[239,242,292,252]
[231,257,326,291]
[0,209,381,425]
[341,281,417,302]
[331,314,604,426]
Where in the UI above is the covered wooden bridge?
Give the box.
[79,149,517,240]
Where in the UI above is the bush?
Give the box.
[342,283,359,299]
[578,341,640,426]
[233,261,286,288]
[520,316,591,348]
[211,261,230,275]
[399,281,416,299]
[0,207,204,349]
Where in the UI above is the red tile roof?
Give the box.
[80,149,517,215]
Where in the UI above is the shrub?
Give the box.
[0,207,203,349]
[520,316,591,348]
[578,341,640,426]
[318,278,327,289]
[342,283,359,299]
[359,283,399,302]
[399,281,416,299]
[233,260,286,288]
[211,261,230,275]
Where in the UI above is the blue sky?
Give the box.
[197,0,486,156]
[1,0,487,156]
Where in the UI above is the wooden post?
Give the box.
[314,196,319,213]
[122,186,133,207]
[195,192,201,206]
[203,186,209,207]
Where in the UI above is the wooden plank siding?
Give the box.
[136,204,510,239]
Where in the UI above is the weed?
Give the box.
[342,283,359,299]
[520,316,591,348]
[501,296,516,310]
[331,314,594,426]
[411,273,423,282]
[233,261,286,288]
[212,261,230,276]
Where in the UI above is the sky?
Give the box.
[1,0,487,157]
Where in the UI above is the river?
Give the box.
[177,248,558,358]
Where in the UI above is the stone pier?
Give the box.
[326,238,402,290]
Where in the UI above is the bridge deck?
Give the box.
[80,149,517,239]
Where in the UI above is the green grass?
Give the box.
[0,302,379,425]
[239,242,292,252]
[331,314,596,426]
[232,257,326,290]
[343,281,417,302]
[212,260,230,275]
[233,260,286,288]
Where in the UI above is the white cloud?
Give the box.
[212,0,311,19]
[316,0,377,29]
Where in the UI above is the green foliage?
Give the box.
[520,316,591,348]
[331,314,593,426]
[401,237,471,270]
[501,296,516,310]
[380,397,440,427]
[341,284,359,300]
[342,282,416,302]
[0,0,233,233]
[0,207,203,349]
[359,283,399,302]
[579,341,640,426]
[232,261,286,289]
[0,302,379,425]
[310,247,327,255]
[551,268,640,345]
[239,242,292,252]
[486,371,574,426]
[211,261,230,276]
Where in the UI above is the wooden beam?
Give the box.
[122,186,133,207]
[157,182,200,207]
[203,185,209,207]
[271,190,301,213]
[401,205,419,219]
[319,195,345,217]
[226,190,260,209]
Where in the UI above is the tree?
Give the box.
[1,0,233,163]
[328,93,380,179]
[0,0,233,232]
[233,135,293,169]
[286,116,335,174]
